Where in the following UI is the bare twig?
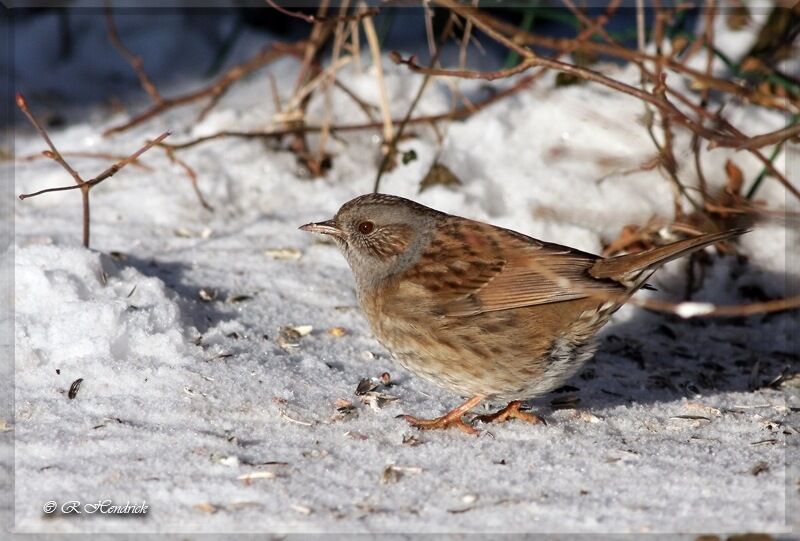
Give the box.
[397,1,800,155]
[162,147,213,211]
[265,0,377,24]
[373,14,457,193]
[362,10,394,153]
[472,9,797,113]
[318,0,351,163]
[18,151,152,170]
[17,93,168,247]
[105,4,163,104]
[104,41,304,136]
[629,294,800,318]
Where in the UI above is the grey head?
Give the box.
[300,194,442,292]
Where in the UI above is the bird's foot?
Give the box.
[400,413,478,435]
[474,400,546,425]
[399,394,485,435]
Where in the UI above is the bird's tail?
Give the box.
[589,228,748,286]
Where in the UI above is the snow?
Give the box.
[5,8,798,536]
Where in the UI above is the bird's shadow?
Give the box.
[528,261,796,413]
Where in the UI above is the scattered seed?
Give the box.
[670,415,712,422]
[327,326,347,337]
[264,247,302,261]
[278,326,310,349]
[278,408,313,426]
[380,464,422,484]
[335,399,355,413]
[199,288,217,302]
[402,434,422,446]
[219,456,240,467]
[227,294,253,304]
[359,391,399,412]
[750,439,779,446]
[355,378,377,396]
[193,502,218,514]
[237,471,276,482]
[68,378,83,399]
[291,504,312,515]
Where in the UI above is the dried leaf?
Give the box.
[726,5,751,30]
[419,162,462,193]
[401,149,418,165]
[724,160,744,196]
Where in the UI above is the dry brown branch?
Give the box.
[105,4,163,105]
[19,151,152,171]
[318,0,351,163]
[162,147,213,211]
[473,9,796,113]
[390,52,536,81]
[286,0,334,176]
[104,41,304,136]
[159,3,620,158]
[373,14,457,193]
[399,1,800,157]
[265,0,378,24]
[17,94,168,248]
[333,79,378,121]
[158,72,549,152]
[629,294,800,318]
[362,11,394,152]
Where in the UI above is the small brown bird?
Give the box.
[301,194,744,434]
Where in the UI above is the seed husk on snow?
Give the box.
[68,378,84,399]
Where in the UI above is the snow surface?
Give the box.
[4,8,799,536]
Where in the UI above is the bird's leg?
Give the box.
[400,395,485,435]
[474,400,546,425]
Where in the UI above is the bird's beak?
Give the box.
[299,219,343,238]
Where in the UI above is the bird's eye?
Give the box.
[358,221,375,235]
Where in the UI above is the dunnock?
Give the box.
[301,194,744,434]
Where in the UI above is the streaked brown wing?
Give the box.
[403,218,625,317]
